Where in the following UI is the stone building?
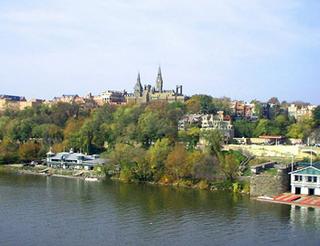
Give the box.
[0,95,43,112]
[126,67,185,104]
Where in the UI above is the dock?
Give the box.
[256,193,320,208]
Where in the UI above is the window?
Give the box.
[307,176,313,182]
[294,175,302,181]
[313,177,317,183]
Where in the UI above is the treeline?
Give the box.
[0,97,245,185]
[0,95,319,186]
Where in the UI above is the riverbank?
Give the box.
[0,164,250,194]
[0,164,105,180]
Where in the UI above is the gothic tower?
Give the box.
[134,72,143,97]
[155,66,163,92]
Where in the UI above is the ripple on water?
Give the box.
[1,174,320,246]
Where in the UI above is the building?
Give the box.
[201,111,234,142]
[257,135,286,145]
[126,67,185,104]
[179,111,234,142]
[0,95,43,112]
[94,90,127,105]
[53,94,84,104]
[289,163,320,195]
[19,99,44,110]
[288,104,316,121]
[230,101,258,120]
[178,114,202,130]
[46,149,106,170]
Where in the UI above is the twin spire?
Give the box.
[134,66,163,96]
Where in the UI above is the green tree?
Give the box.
[0,116,10,140]
[218,151,241,181]
[201,130,223,156]
[32,124,63,145]
[233,120,256,137]
[253,119,280,136]
[313,106,320,127]
[178,127,200,149]
[287,117,314,140]
[199,95,216,114]
[146,138,172,181]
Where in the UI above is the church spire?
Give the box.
[134,72,143,97]
[155,66,163,92]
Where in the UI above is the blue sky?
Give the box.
[0,0,319,104]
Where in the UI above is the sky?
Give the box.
[0,0,319,104]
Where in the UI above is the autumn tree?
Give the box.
[165,143,189,180]
[201,130,223,156]
[19,142,41,161]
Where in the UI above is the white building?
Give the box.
[288,104,316,121]
[289,165,320,195]
[201,112,234,141]
[46,149,106,170]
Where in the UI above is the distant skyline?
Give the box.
[0,0,319,104]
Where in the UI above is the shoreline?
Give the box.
[0,164,104,181]
[0,164,249,194]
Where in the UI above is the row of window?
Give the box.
[294,175,317,183]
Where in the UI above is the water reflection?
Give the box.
[290,205,320,229]
[1,173,320,246]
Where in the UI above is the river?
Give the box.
[0,172,319,246]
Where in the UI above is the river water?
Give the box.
[0,173,319,246]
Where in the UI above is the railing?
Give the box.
[291,181,320,187]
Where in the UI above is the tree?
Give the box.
[287,117,314,140]
[138,111,175,147]
[218,151,241,181]
[32,124,63,145]
[199,95,216,114]
[0,116,10,140]
[0,138,19,164]
[189,151,217,180]
[178,127,200,149]
[6,119,34,142]
[185,96,201,113]
[253,119,281,137]
[201,130,223,156]
[274,115,290,135]
[19,142,41,161]
[313,106,320,127]
[267,97,280,105]
[233,120,256,138]
[212,97,232,115]
[165,143,189,180]
[146,138,172,172]
[108,143,147,182]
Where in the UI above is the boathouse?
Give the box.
[46,149,106,170]
[289,164,320,195]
